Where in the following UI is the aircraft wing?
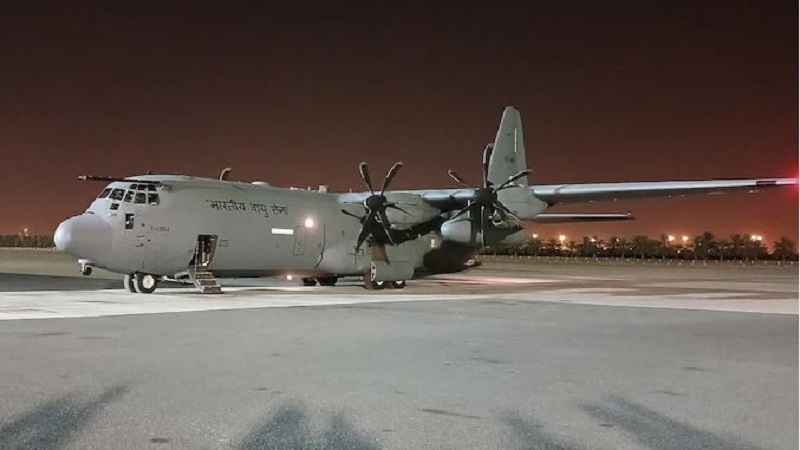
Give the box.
[342,177,796,212]
[530,178,796,205]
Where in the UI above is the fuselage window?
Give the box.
[110,203,119,210]
[97,188,112,199]
[125,213,134,230]
[134,192,147,204]
[109,189,125,201]
[123,191,133,203]
[148,193,160,205]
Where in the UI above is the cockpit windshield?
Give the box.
[97,184,159,205]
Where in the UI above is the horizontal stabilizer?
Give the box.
[530,213,634,223]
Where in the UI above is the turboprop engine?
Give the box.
[383,192,441,226]
[440,218,529,247]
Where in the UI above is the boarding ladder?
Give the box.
[188,245,222,294]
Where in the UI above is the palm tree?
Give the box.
[693,232,715,260]
[772,236,797,261]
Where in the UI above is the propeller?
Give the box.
[447,144,531,246]
[342,161,409,251]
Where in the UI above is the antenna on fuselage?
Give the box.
[219,167,233,181]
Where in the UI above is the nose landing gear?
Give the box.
[124,272,159,294]
[78,259,93,276]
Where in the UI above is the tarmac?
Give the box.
[0,249,797,449]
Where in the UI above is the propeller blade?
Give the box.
[377,209,396,244]
[355,210,377,250]
[379,161,404,195]
[482,144,494,188]
[480,204,490,247]
[451,202,479,221]
[447,170,473,189]
[359,162,375,195]
[341,209,365,222]
[494,169,532,192]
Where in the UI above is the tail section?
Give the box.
[487,107,544,218]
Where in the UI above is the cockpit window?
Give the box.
[109,189,125,201]
[130,184,139,190]
[97,188,112,199]
[123,190,133,203]
[134,192,147,204]
[147,184,156,192]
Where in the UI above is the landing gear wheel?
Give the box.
[133,273,158,294]
[301,277,317,287]
[80,265,93,276]
[389,280,406,289]
[124,274,136,293]
[317,277,338,287]
[364,278,385,290]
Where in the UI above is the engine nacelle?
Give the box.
[440,218,528,247]
[440,219,479,246]
[384,193,440,226]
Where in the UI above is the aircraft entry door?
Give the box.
[292,227,307,256]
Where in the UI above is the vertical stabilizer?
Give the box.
[488,107,543,218]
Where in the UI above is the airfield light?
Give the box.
[589,237,597,243]
[286,274,294,281]
[682,235,690,244]
[558,234,566,243]
[304,217,315,228]
[751,234,763,242]
[667,235,675,243]
[532,233,539,239]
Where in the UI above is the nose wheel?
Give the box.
[124,273,159,294]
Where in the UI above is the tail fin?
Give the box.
[488,107,542,218]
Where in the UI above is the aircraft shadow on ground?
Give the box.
[581,395,765,450]
[0,383,130,450]
[237,402,379,450]
[0,273,186,292]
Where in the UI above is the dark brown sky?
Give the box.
[1,1,797,242]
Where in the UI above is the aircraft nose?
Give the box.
[54,214,112,256]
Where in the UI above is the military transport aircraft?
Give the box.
[54,107,796,294]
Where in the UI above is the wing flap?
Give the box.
[530,213,633,223]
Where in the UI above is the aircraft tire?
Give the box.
[133,273,158,294]
[301,277,317,287]
[317,277,338,287]
[124,274,136,293]
[389,280,406,289]
[363,279,385,290]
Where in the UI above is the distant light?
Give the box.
[751,234,763,242]
[286,274,293,281]
[590,237,597,243]
[558,234,567,243]
[667,235,675,243]
[22,228,28,237]
[304,217,315,228]
[682,235,690,243]
[532,233,539,239]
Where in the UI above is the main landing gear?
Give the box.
[363,279,406,290]
[300,277,339,287]
[124,273,159,294]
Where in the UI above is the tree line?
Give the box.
[0,234,55,248]
[481,232,798,261]
[2,232,797,261]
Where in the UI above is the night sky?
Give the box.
[1,1,797,243]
